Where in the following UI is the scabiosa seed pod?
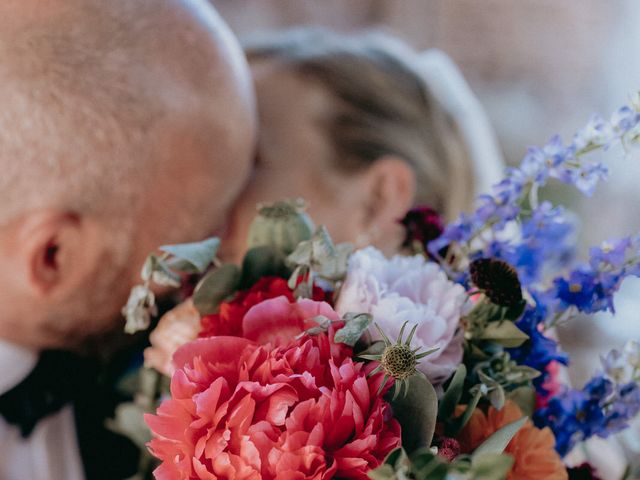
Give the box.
[360,322,439,400]
[469,258,524,307]
[381,344,418,381]
[247,198,314,254]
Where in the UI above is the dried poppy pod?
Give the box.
[247,198,314,254]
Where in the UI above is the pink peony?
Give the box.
[145,298,400,479]
[144,290,337,378]
[336,247,467,384]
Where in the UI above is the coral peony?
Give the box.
[458,401,567,480]
[145,329,400,479]
[336,247,467,384]
[200,276,327,338]
[200,276,296,338]
[144,299,201,376]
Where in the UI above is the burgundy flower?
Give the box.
[567,463,602,480]
[437,437,460,462]
[399,206,444,249]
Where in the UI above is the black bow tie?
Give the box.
[0,350,90,437]
[0,349,141,479]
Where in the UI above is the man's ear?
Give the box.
[10,211,101,299]
[360,155,416,252]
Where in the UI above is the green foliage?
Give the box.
[444,389,482,437]
[159,237,220,273]
[505,386,536,417]
[368,447,514,480]
[287,226,353,297]
[388,375,438,454]
[470,352,540,411]
[438,365,467,422]
[192,264,241,316]
[334,313,372,347]
[477,322,529,349]
[472,416,527,457]
[240,245,290,288]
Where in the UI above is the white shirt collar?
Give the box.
[0,339,38,394]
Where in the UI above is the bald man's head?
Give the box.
[0,0,253,223]
[0,0,256,348]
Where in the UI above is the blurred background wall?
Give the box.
[212,0,640,384]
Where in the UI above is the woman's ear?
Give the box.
[360,155,416,253]
[10,211,103,299]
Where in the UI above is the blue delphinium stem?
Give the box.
[534,341,640,456]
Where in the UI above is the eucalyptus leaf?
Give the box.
[334,313,372,346]
[466,300,526,326]
[309,225,336,259]
[389,375,438,454]
[294,281,312,299]
[384,448,410,469]
[358,340,386,358]
[286,226,352,283]
[488,384,506,410]
[366,465,397,480]
[287,239,314,266]
[122,285,157,334]
[140,255,156,282]
[473,372,506,410]
[408,450,449,480]
[478,321,529,348]
[438,364,467,421]
[311,315,333,329]
[472,416,528,457]
[192,264,241,316]
[140,254,182,287]
[446,389,482,436]
[151,269,181,288]
[165,257,204,274]
[288,265,305,290]
[240,245,289,288]
[153,260,182,288]
[507,386,536,417]
[470,453,514,480]
[315,242,353,281]
[159,237,220,273]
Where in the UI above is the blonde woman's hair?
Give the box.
[245,28,503,220]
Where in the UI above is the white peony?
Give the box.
[336,246,467,384]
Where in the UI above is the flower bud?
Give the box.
[247,199,314,254]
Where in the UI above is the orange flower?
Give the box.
[458,401,567,480]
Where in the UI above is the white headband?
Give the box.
[418,49,504,195]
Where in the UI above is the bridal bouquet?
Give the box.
[124,95,640,479]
